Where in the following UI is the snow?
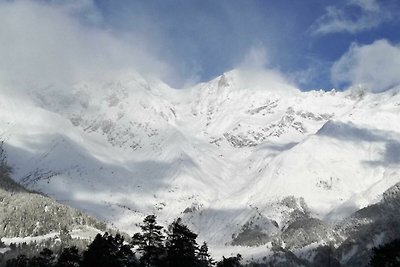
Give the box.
[0,248,11,254]
[1,226,102,246]
[0,70,400,256]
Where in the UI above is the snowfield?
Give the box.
[1,69,400,263]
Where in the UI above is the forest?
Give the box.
[2,214,399,267]
[3,215,242,267]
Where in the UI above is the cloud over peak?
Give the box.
[0,0,172,89]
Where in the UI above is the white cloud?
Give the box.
[350,0,380,12]
[48,0,103,24]
[331,39,400,92]
[0,0,172,89]
[310,0,392,35]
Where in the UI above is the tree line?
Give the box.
[5,214,400,267]
[5,215,243,267]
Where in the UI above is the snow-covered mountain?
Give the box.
[1,69,400,265]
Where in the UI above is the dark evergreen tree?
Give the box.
[216,254,243,267]
[116,242,139,267]
[198,242,215,267]
[82,232,136,267]
[82,233,112,267]
[131,215,165,267]
[29,248,55,267]
[6,255,29,267]
[113,233,138,267]
[165,218,201,267]
[56,246,81,267]
[9,243,17,250]
[370,239,400,267]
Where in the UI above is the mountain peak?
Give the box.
[1,69,400,264]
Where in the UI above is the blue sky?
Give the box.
[1,0,400,91]
[90,0,400,90]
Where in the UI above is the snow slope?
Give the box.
[0,69,400,259]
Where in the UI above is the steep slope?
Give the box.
[0,70,399,261]
[0,143,106,238]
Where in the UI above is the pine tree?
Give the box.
[56,246,81,267]
[113,233,137,267]
[131,215,165,267]
[6,255,29,267]
[82,232,136,267]
[370,239,400,267]
[165,218,201,267]
[116,242,139,267]
[82,233,103,267]
[198,242,215,267]
[29,248,55,267]
[82,232,117,267]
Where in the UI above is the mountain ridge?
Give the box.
[1,69,400,264]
